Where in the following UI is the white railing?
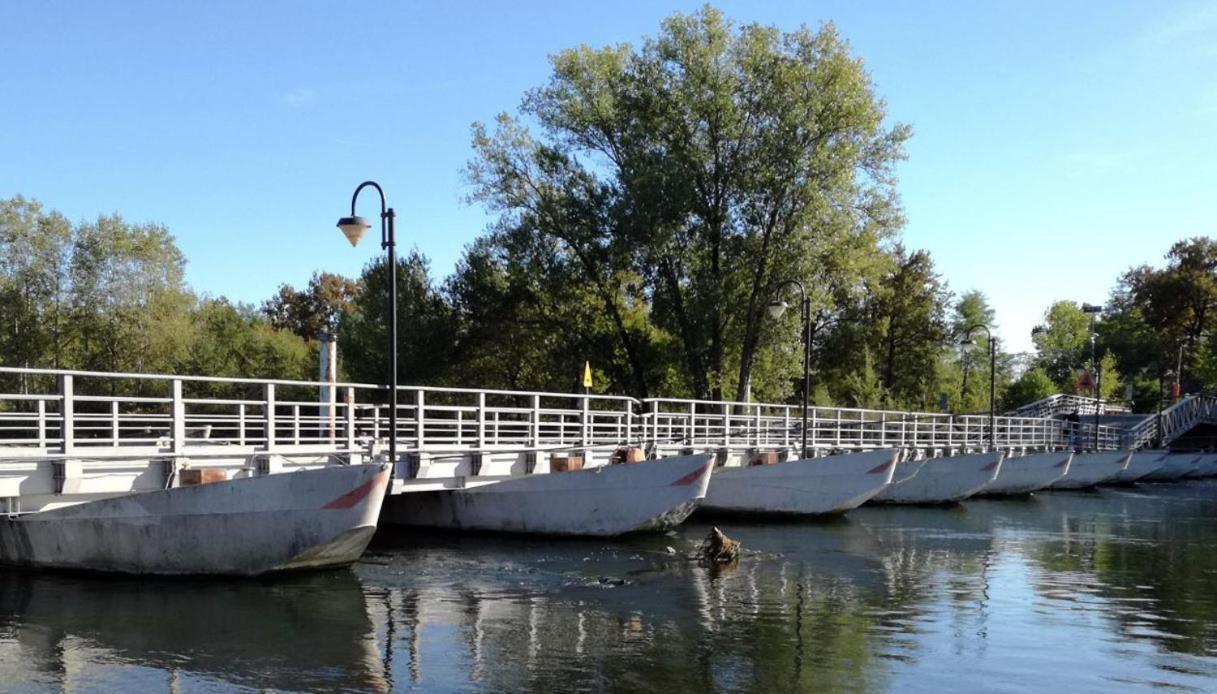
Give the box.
[0,367,1136,468]
[0,367,640,458]
[1006,393,1130,418]
[1122,395,1217,449]
[639,398,1126,452]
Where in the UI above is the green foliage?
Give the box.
[465,6,910,400]
[263,272,359,341]
[0,196,315,392]
[1002,368,1056,410]
[336,252,456,388]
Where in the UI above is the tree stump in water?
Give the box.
[699,527,741,564]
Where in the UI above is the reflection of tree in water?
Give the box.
[1027,486,1217,656]
[368,557,906,691]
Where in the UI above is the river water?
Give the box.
[4,481,1217,692]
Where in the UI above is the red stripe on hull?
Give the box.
[323,471,387,510]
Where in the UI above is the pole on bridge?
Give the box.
[768,280,811,459]
[338,182,398,469]
[961,324,996,450]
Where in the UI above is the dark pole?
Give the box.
[988,334,996,449]
[962,324,994,448]
[801,292,811,459]
[768,279,810,458]
[1094,351,1102,450]
[347,181,397,467]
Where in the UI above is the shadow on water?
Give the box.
[0,568,389,692]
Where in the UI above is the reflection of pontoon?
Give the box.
[0,569,388,691]
[381,454,713,536]
[871,451,1003,504]
[699,449,898,515]
[980,451,1071,496]
[0,463,390,575]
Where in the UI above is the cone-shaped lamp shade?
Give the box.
[960,338,978,351]
[337,216,370,247]
[767,300,788,319]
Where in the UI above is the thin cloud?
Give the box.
[1140,4,1217,60]
[1062,148,1153,178]
[278,87,317,108]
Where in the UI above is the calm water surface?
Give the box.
[4,482,1217,692]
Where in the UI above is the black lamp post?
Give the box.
[337,181,398,467]
[960,324,996,448]
[767,280,811,459]
[1082,303,1103,449]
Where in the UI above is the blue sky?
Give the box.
[2,1,1214,353]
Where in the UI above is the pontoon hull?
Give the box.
[1113,450,1169,483]
[1050,452,1129,489]
[871,452,1003,504]
[700,449,898,516]
[980,451,1071,496]
[0,464,390,576]
[380,454,713,536]
[1139,453,1202,482]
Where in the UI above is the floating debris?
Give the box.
[698,527,741,564]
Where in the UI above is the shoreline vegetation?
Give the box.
[1,8,1211,415]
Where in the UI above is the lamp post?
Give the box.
[960,324,996,448]
[337,181,398,467]
[767,280,811,459]
[1082,303,1103,450]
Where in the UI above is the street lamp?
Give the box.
[960,324,996,448]
[1082,303,1103,449]
[337,181,398,467]
[767,279,811,459]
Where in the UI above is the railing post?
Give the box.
[477,392,486,450]
[625,401,633,445]
[110,400,120,446]
[531,394,541,447]
[58,374,73,454]
[36,399,47,448]
[345,387,356,450]
[754,404,762,447]
[416,390,426,449]
[582,395,591,445]
[171,379,185,453]
[292,405,300,444]
[264,383,276,451]
[238,403,246,446]
[784,407,790,448]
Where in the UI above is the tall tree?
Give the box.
[467,7,910,401]
[866,246,951,409]
[263,271,360,342]
[337,252,457,387]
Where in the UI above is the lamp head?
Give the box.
[960,337,978,351]
[337,216,370,247]
[767,300,789,320]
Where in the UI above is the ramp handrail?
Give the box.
[1006,393,1130,418]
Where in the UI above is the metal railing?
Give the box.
[639,397,1126,452]
[1006,393,1130,418]
[0,367,1135,465]
[1121,394,1217,449]
[0,367,639,459]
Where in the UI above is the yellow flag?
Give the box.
[582,361,593,389]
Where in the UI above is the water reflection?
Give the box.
[4,483,1217,691]
[0,570,388,692]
